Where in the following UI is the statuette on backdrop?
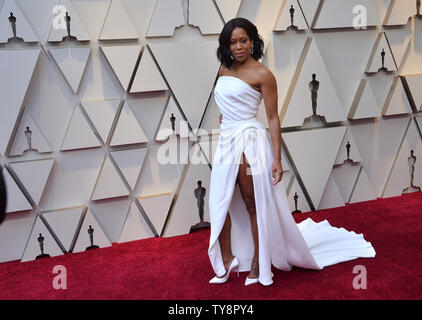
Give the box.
[190,180,210,233]
[302,74,327,128]
[378,49,389,73]
[402,150,421,194]
[24,126,33,152]
[343,140,356,165]
[8,12,23,42]
[287,5,298,31]
[292,192,302,214]
[36,233,50,259]
[85,225,100,250]
[346,141,351,160]
[63,12,77,41]
[170,113,176,133]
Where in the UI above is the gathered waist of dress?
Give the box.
[220,116,264,130]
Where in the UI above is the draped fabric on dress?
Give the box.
[208,76,376,286]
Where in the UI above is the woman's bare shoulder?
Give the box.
[255,64,276,85]
[255,63,274,78]
[219,65,228,77]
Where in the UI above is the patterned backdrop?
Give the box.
[0,0,421,263]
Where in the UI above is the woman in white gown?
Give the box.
[208,18,376,286]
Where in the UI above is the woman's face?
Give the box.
[230,27,253,62]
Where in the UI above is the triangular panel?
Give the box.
[118,202,155,243]
[349,167,377,203]
[81,99,120,143]
[10,159,54,206]
[405,74,422,111]
[366,33,397,73]
[90,197,132,243]
[72,209,112,253]
[91,155,129,201]
[0,49,40,155]
[110,101,149,146]
[162,144,213,237]
[0,0,39,43]
[50,47,91,93]
[385,0,416,26]
[111,148,148,190]
[215,0,242,22]
[99,0,139,40]
[21,216,63,262]
[315,0,380,29]
[350,79,381,120]
[42,206,84,251]
[349,116,411,197]
[318,172,345,210]
[282,39,346,128]
[149,41,224,131]
[138,192,173,236]
[334,127,363,165]
[274,0,307,31]
[61,104,101,151]
[332,162,361,203]
[130,47,167,93]
[3,167,32,213]
[101,45,142,92]
[146,0,185,37]
[8,110,52,156]
[282,126,347,209]
[383,119,422,197]
[155,96,189,141]
[383,77,413,116]
[47,0,90,42]
[188,0,224,34]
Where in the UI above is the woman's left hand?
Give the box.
[272,160,283,185]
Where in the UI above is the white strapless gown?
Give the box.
[208,76,376,286]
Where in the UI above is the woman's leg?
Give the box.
[237,153,259,279]
[217,213,235,277]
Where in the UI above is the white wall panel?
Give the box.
[10,159,54,206]
[0,49,40,155]
[21,216,63,262]
[47,0,90,42]
[215,0,242,23]
[73,209,112,253]
[101,45,141,91]
[0,0,39,43]
[0,210,36,263]
[3,168,32,213]
[90,197,131,243]
[349,117,411,197]
[188,0,224,35]
[8,110,53,156]
[146,0,185,37]
[42,206,84,251]
[99,0,139,40]
[50,47,91,94]
[118,201,154,243]
[38,148,104,210]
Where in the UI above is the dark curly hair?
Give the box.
[217,17,264,69]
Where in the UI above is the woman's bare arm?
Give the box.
[260,69,283,184]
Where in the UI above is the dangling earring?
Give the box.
[230,55,234,60]
[250,46,254,55]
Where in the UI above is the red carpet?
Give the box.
[0,192,421,300]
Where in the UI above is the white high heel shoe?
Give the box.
[209,257,240,284]
[245,276,259,286]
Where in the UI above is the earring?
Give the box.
[250,46,254,55]
[230,55,234,60]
